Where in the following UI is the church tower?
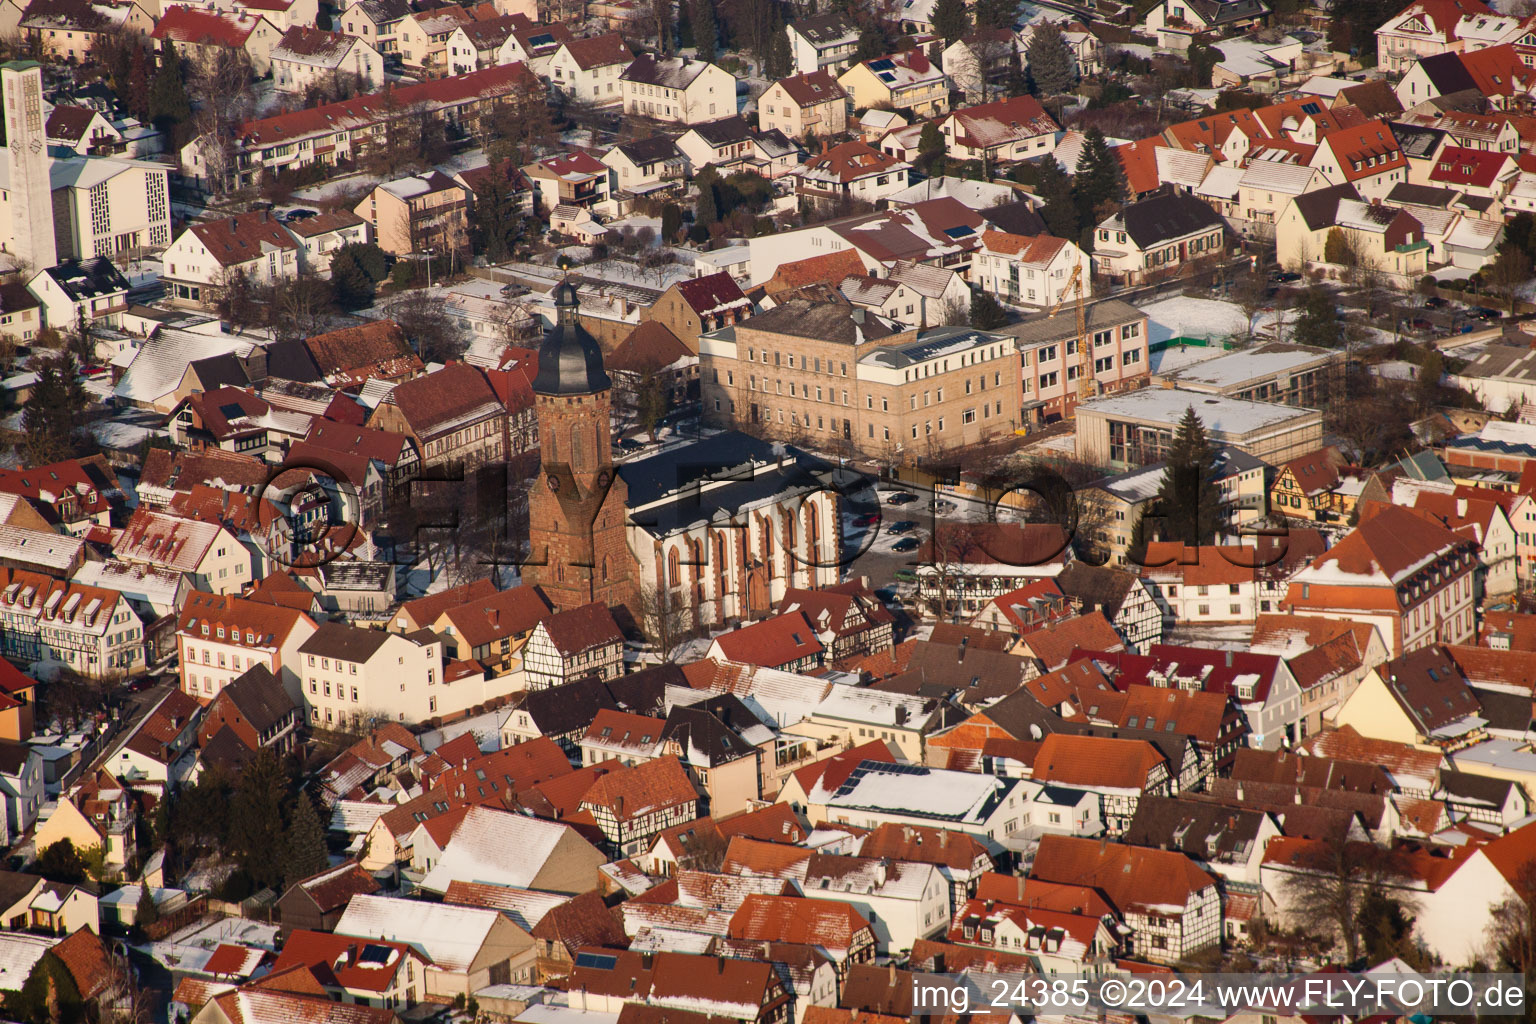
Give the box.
[526,281,636,614]
[1,62,57,274]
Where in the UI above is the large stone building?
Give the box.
[524,282,637,615]
[527,285,844,628]
[699,295,1021,463]
[1,63,56,274]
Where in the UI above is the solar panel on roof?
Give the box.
[877,71,896,82]
[943,225,975,239]
[869,58,895,70]
[576,952,618,970]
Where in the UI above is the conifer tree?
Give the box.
[692,0,717,60]
[1072,127,1127,233]
[1025,23,1077,96]
[1156,406,1223,546]
[148,43,191,140]
[933,0,969,44]
[283,792,329,889]
[228,748,287,891]
[1033,156,1078,239]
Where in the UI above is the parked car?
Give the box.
[285,208,318,222]
[874,587,900,605]
[894,568,918,581]
[1423,296,1447,309]
[1270,271,1302,283]
[886,491,917,505]
[1469,307,1502,321]
[616,437,645,451]
[852,512,879,527]
[888,520,917,534]
[931,498,957,513]
[891,537,920,553]
[1409,317,1434,332]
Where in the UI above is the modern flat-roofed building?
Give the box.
[1075,388,1322,470]
[1152,342,1344,407]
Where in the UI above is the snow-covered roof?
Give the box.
[1077,388,1319,437]
[113,330,257,407]
[334,894,503,973]
[417,805,576,894]
[825,761,1023,824]
[0,933,56,992]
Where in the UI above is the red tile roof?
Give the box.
[187,210,299,268]
[580,755,698,821]
[1031,834,1218,915]
[712,611,824,668]
[775,69,847,107]
[152,6,265,46]
[1031,732,1165,789]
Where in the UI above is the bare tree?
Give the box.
[1488,861,1536,972]
[383,287,466,363]
[188,48,256,198]
[1278,837,1418,963]
[638,583,699,661]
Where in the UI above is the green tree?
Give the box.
[36,840,87,885]
[661,203,684,241]
[917,120,945,175]
[20,356,89,467]
[1292,285,1343,348]
[329,241,389,310]
[1025,23,1077,96]
[695,174,720,228]
[933,0,969,43]
[1155,406,1222,546]
[970,290,1008,329]
[1357,889,1417,965]
[228,748,288,891]
[1004,46,1028,97]
[283,791,329,889]
[148,42,192,141]
[692,0,716,61]
[1323,227,1355,266]
[1488,242,1533,312]
[1417,348,1444,411]
[135,883,160,931]
[1072,127,1126,234]
[855,24,888,60]
[972,0,1014,29]
[766,20,792,78]
[5,952,83,1024]
[1033,156,1078,239]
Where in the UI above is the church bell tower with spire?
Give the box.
[526,281,635,614]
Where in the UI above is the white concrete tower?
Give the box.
[2,62,57,273]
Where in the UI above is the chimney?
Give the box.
[958,635,968,662]
[852,309,866,324]
[1224,650,1233,667]
[717,957,726,973]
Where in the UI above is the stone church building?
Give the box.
[526,284,844,629]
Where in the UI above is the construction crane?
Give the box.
[1043,262,1094,411]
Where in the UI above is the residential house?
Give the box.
[641,273,752,352]
[176,591,316,703]
[940,28,1017,101]
[620,55,736,125]
[367,363,506,473]
[1282,503,1478,657]
[430,585,551,677]
[0,742,42,837]
[1143,0,1272,49]
[707,612,825,673]
[547,33,631,105]
[1377,0,1492,74]
[602,136,686,197]
[271,26,382,93]
[760,71,848,140]
[270,930,427,1007]
[110,688,202,784]
[787,14,859,75]
[837,52,949,118]
[1310,122,1410,201]
[32,770,135,871]
[1003,298,1150,425]
[1029,833,1220,963]
[776,582,894,662]
[1091,192,1226,285]
[578,755,700,858]
[565,948,791,1023]
[197,664,301,757]
[150,7,282,74]
[524,151,612,214]
[1333,645,1485,750]
[939,95,1058,164]
[161,211,300,310]
[339,0,411,54]
[416,804,608,895]
[284,210,372,277]
[335,894,537,998]
[521,602,624,690]
[793,141,912,209]
[973,231,1086,311]
[354,171,469,257]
